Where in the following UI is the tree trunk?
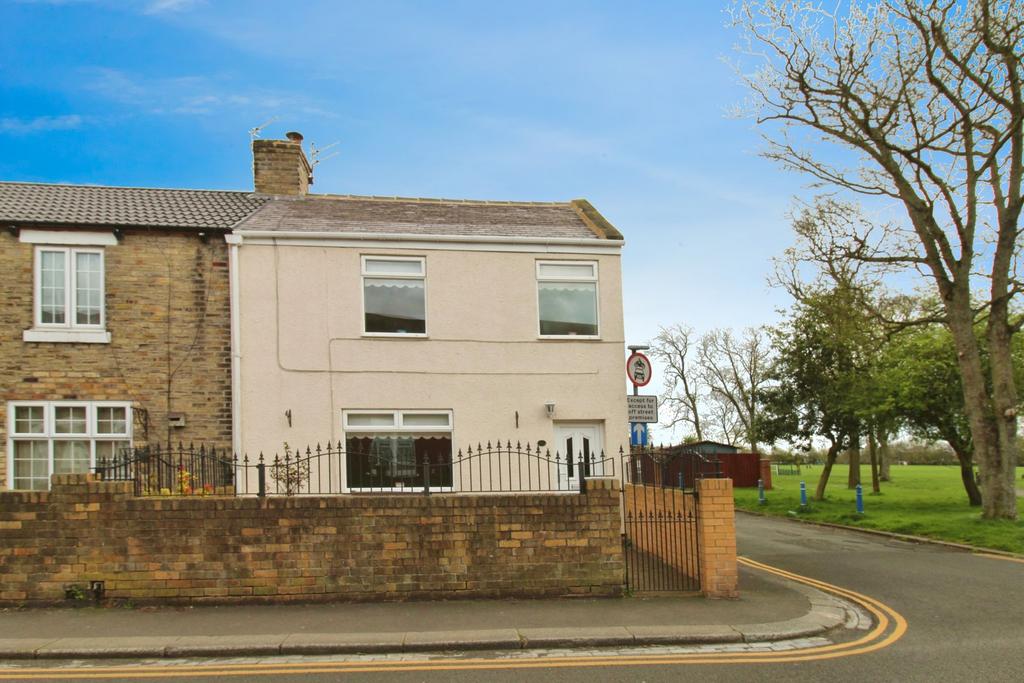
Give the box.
[879,432,891,482]
[847,436,861,489]
[868,430,880,494]
[815,442,840,501]
[984,307,1019,519]
[952,448,983,507]
[946,289,1018,519]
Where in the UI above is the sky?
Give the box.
[0,0,815,420]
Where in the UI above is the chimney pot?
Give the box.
[285,131,304,143]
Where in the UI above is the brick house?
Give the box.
[0,183,265,489]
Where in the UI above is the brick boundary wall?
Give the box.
[696,478,739,598]
[759,459,773,490]
[623,481,738,598]
[0,475,625,605]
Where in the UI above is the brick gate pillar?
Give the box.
[696,478,739,598]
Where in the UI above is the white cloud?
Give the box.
[0,114,83,134]
[143,0,202,15]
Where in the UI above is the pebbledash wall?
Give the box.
[0,229,233,488]
[0,475,626,604]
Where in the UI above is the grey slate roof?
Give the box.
[0,182,622,240]
[0,182,267,231]
[235,195,622,240]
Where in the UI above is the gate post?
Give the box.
[696,477,738,598]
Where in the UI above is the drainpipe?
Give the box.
[225,233,243,458]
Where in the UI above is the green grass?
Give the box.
[734,464,1024,554]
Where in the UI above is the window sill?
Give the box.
[361,333,429,339]
[537,335,602,341]
[23,328,111,344]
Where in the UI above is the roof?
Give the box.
[235,194,623,241]
[0,182,268,231]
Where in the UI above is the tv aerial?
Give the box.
[310,141,341,169]
[248,116,279,140]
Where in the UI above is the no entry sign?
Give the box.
[626,352,652,387]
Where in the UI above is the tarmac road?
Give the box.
[3,513,1022,681]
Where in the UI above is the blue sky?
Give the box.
[0,0,809,351]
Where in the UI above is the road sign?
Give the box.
[630,422,648,447]
[627,394,658,423]
[626,352,652,387]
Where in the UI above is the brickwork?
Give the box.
[0,229,233,488]
[696,478,739,598]
[0,475,624,605]
[252,138,311,195]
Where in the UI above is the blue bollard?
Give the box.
[758,478,766,505]
[856,484,864,514]
[799,481,808,507]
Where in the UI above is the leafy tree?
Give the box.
[757,286,871,500]
[732,0,1023,519]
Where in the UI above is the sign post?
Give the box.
[626,346,656,447]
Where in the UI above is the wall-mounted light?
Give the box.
[544,402,556,418]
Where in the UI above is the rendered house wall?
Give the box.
[235,241,629,487]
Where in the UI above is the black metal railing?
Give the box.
[94,441,617,497]
[624,444,723,490]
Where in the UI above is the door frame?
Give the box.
[553,422,604,486]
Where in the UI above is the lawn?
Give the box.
[733,464,1024,554]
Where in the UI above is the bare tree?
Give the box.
[707,390,747,446]
[651,325,705,441]
[732,0,1023,519]
[699,327,773,452]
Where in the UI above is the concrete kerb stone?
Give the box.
[5,577,869,660]
[403,629,522,652]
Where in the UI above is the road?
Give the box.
[3,513,1022,681]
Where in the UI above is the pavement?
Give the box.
[0,563,866,660]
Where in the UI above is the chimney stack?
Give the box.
[252,131,313,195]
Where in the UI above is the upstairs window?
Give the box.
[362,256,426,335]
[537,261,599,337]
[35,247,105,329]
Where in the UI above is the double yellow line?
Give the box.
[0,558,907,679]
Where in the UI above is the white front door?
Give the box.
[554,423,604,487]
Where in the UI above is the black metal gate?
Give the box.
[620,447,718,593]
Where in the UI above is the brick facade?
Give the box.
[0,229,233,487]
[0,475,624,604]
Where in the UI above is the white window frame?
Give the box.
[342,409,453,492]
[360,255,428,337]
[6,401,132,490]
[536,260,601,339]
[33,246,106,330]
